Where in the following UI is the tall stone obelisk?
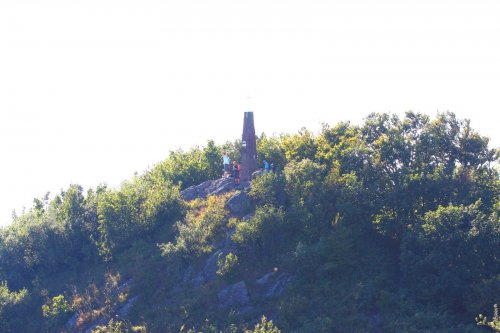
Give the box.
[240,112,257,181]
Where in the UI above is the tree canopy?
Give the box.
[0,111,498,332]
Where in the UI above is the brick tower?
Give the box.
[240,112,257,181]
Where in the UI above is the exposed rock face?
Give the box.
[266,273,292,297]
[117,296,139,317]
[226,190,253,217]
[256,272,274,286]
[65,312,79,329]
[224,226,236,249]
[204,249,225,282]
[203,249,229,282]
[218,281,250,308]
[180,178,236,201]
[255,272,293,298]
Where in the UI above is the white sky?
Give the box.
[1,0,499,226]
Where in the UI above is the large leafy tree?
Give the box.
[401,202,500,315]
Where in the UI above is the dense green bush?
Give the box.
[401,202,500,315]
[0,282,28,332]
[159,195,229,259]
[98,176,183,257]
[232,205,286,260]
[249,172,286,207]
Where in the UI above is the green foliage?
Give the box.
[256,134,286,171]
[477,304,500,332]
[92,319,146,333]
[0,111,497,332]
[283,159,333,238]
[0,282,27,308]
[217,252,239,281]
[98,176,183,257]
[42,294,73,330]
[245,316,281,333]
[249,172,285,207]
[148,139,239,190]
[281,128,317,162]
[159,194,229,259]
[42,294,73,318]
[232,205,286,260]
[316,121,365,173]
[0,282,28,332]
[401,202,500,314]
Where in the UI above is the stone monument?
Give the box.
[240,112,257,181]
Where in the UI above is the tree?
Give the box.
[401,202,500,315]
[97,177,183,258]
[42,294,73,331]
[281,128,317,162]
[245,316,281,333]
[477,304,500,332]
[0,281,28,332]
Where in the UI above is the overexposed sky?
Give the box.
[1,0,499,226]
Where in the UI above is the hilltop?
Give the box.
[0,111,499,332]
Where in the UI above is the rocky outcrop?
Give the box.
[256,271,293,298]
[266,273,292,297]
[117,296,139,317]
[256,272,274,285]
[180,178,236,201]
[204,249,227,282]
[218,281,250,308]
[65,312,79,330]
[226,190,253,217]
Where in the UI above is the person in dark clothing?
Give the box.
[232,161,241,185]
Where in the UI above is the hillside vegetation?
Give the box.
[0,112,499,332]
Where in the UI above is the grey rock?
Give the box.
[265,273,292,297]
[65,312,79,329]
[256,272,274,286]
[255,271,293,298]
[226,191,253,216]
[117,296,139,317]
[182,265,195,283]
[224,226,236,249]
[181,178,236,201]
[204,249,224,282]
[84,324,99,333]
[218,281,250,308]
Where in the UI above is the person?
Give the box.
[222,152,230,178]
[232,161,241,185]
[264,160,270,172]
[271,163,276,173]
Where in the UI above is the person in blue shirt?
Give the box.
[264,160,270,172]
[223,152,230,178]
